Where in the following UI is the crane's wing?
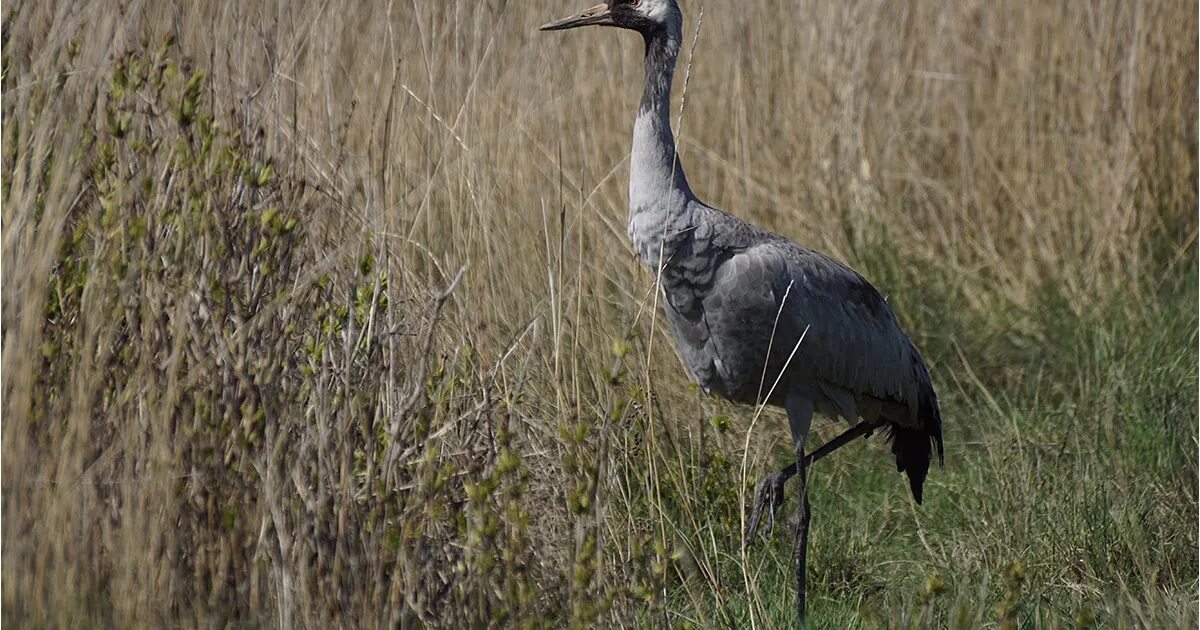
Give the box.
[704,239,924,422]
[780,244,918,408]
[702,239,943,502]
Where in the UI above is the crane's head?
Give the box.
[540,0,680,35]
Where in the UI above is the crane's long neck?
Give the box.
[629,24,692,224]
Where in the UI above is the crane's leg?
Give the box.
[745,419,882,546]
[785,395,814,627]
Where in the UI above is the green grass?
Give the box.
[634,242,1198,628]
[3,1,1197,628]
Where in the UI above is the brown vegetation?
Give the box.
[3,1,1196,626]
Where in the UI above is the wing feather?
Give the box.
[700,240,924,422]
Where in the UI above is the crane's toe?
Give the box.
[745,471,789,547]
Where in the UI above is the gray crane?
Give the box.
[541,1,943,623]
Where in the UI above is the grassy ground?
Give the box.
[3,1,1197,627]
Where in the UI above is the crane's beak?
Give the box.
[540,3,614,31]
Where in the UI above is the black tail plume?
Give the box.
[889,425,932,503]
[888,378,943,504]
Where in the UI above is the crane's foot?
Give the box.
[744,470,789,547]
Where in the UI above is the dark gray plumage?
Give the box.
[543,0,943,623]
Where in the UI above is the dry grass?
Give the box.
[3,1,1197,627]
